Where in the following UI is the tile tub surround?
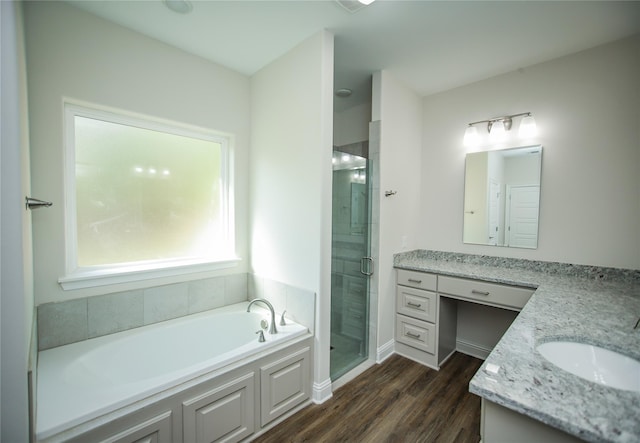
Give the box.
[394,250,640,443]
[38,273,317,351]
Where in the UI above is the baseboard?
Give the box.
[311,378,333,404]
[376,338,395,363]
[456,338,491,360]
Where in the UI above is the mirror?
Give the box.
[463,145,542,249]
[332,149,367,236]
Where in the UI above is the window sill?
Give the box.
[58,257,241,291]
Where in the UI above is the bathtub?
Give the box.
[36,302,309,441]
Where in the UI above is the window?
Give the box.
[60,103,236,289]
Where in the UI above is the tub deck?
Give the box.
[36,302,308,440]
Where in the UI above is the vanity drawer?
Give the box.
[438,276,534,311]
[395,314,436,354]
[397,270,437,291]
[396,286,436,323]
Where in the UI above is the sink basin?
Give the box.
[537,341,640,392]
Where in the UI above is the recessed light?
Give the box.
[164,0,193,14]
[335,88,353,98]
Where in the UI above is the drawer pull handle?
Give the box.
[407,302,422,308]
[471,289,490,296]
[408,278,422,284]
[406,331,421,339]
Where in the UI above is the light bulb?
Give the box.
[519,115,538,138]
[463,126,479,147]
[490,120,506,141]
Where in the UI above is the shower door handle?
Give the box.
[360,257,374,276]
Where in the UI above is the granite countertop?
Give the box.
[394,250,640,443]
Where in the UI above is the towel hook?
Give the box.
[25,197,53,210]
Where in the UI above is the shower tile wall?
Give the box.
[331,168,368,337]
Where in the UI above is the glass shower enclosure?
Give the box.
[330,148,372,380]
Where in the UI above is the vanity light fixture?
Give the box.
[463,126,480,147]
[464,112,537,147]
[489,120,506,141]
[518,114,538,138]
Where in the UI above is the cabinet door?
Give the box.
[395,314,436,354]
[438,276,533,311]
[482,399,583,443]
[396,286,436,323]
[182,372,255,443]
[397,270,437,291]
[260,347,310,427]
[102,411,173,443]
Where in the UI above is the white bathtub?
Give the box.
[36,302,308,440]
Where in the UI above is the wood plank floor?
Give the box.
[253,352,483,443]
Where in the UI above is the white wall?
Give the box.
[373,71,423,356]
[1,2,31,440]
[420,35,640,269]
[24,2,251,304]
[334,102,372,147]
[249,31,334,400]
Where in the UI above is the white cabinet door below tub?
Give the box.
[182,372,255,443]
[102,411,173,443]
[260,347,311,427]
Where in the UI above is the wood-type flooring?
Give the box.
[253,352,483,443]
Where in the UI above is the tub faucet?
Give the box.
[247,299,278,334]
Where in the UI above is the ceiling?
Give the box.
[68,0,640,111]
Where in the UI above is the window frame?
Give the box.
[59,102,238,290]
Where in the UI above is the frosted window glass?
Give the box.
[74,116,226,267]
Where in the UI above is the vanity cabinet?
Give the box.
[395,271,438,354]
[395,269,534,369]
[481,399,583,443]
[395,270,456,368]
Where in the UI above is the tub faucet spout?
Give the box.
[247,299,278,334]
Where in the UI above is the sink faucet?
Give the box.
[247,298,278,334]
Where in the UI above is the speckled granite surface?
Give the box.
[394,250,640,443]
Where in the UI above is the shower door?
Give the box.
[330,149,372,381]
